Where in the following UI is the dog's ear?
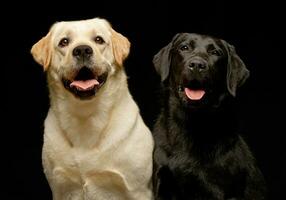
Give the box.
[111,29,131,67]
[153,34,180,82]
[222,41,250,96]
[31,31,53,71]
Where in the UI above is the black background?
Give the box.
[3,1,285,199]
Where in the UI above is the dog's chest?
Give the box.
[45,145,133,199]
[49,146,121,180]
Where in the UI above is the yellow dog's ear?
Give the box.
[31,31,52,71]
[111,29,130,66]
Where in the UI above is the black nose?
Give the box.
[72,45,93,59]
[189,60,208,71]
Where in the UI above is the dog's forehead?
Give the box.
[52,18,112,38]
[190,34,217,46]
[175,33,218,47]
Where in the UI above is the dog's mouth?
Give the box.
[62,67,107,100]
[184,88,205,100]
[182,80,207,101]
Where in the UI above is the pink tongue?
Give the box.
[70,79,99,91]
[184,88,205,100]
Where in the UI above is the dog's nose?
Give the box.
[73,45,93,59]
[189,60,208,71]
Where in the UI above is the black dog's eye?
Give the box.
[58,38,69,47]
[210,49,222,56]
[180,45,189,51]
[94,36,105,44]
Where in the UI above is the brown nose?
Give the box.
[72,45,93,60]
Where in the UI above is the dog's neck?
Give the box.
[47,70,129,147]
[165,91,240,154]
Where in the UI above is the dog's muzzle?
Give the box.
[62,66,107,100]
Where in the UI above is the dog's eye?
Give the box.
[94,36,105,44]
[180,45,189,51]
[210,49,222,56]
[58,38,69,47]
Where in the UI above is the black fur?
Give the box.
[152,33,267,200]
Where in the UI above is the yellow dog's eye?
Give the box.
[94,36,105,44]
[58,38,69,47]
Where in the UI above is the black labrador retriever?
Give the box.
[152,33,267,200]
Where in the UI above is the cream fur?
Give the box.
[31,18,154,200]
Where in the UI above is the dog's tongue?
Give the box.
[70,79,99,91]
[184,88,205,100]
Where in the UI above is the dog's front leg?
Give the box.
[243,169,267,200]
[154,165,176,200]
[49,167,83,200]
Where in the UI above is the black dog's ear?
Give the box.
[153,34,180,82]
[222,41,250,96]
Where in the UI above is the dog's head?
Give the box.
[153,33,249,108]
[31,18,130,100]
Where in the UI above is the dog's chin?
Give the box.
[178,80,211,109]
[179,87,226,111]
[62,67,108,100]
[179,88,207,109]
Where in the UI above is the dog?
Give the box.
[152,33,267,200]
[31,18,154,200]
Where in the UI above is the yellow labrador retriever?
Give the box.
[31,18,154,200]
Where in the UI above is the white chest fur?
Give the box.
[42,97,154,200]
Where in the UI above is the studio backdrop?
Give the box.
[3,1,284,199]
